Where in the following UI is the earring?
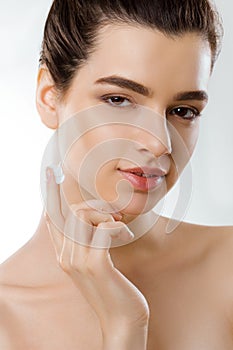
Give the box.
[50,162,65,184]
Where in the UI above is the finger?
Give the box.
[70,206,118,244]
[91,221,134,249]
[50,207,117,272]
[71,200,122,220]
[111,221,135,242]
[84,221,134,276]
[66,209,113,269]
[46,195,76,274]
[45,167,65,231]
[64,208,93,246]
[78,209,116,226]
[45,219,61,262]
[59,180,71,220]
[61,207,97,275]
[82,222,125,279]
[59,230,75,274]
[65,209,120,271]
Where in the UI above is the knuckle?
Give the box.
[97,221,108,228]
[85,262,96,277]
[95,221,122,239]
[70,203,85,212]
[74,209,90,226]
[103,214,114,222]
[85,253,110,278]
[116,221,125,230]
[75,209,86,219]
[85,257,102,277]
[58,258,71,273]
[70,258,82,274]
[70,203,79,211]
[97,221,116,229]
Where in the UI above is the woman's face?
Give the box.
[50,24,211,222]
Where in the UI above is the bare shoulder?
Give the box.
[0,277,16,349]
[175,218,233,249]
[180,220,233,261]
[205,224,233,276]
[161,215,233,250]
[0,255,27,349]
[199,224,233,257]
[166,217,233,286]
[0,260,39,350]
[184,222,233,325]
[207,224,233,331]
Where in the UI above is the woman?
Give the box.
[0,0,232,349]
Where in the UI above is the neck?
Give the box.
[15,210,74,289]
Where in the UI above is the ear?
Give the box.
[36,65,59,130]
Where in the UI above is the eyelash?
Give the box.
[100,94,202,121]
[101,94,135,108]
[168,106,202,121]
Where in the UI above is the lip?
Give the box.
[117,168,165,191]
[118,167,167,177]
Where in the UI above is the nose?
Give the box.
[133,115,172,158]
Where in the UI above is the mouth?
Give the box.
[117,167,166,191]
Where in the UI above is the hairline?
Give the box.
[56,20,214,103]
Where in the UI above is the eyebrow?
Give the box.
[174,91,209,102]
[95,75,208,102]
[95,75,153,97]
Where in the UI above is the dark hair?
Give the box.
[39,0,223,97]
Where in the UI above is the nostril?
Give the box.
[163,147,172,156]
[158,154,171,175]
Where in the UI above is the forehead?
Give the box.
[86,24,211,91]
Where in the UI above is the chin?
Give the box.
[104,183,167,217]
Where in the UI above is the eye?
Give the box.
[169,106,201,121]
[101,95,134,108]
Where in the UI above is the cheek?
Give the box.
[62,125,128,180]
[168,118,200,157]
[95,161,120,201]
[180,122,200,156]
[165,118,200,188]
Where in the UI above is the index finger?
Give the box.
[45,166,65,231]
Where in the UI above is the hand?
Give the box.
[44,166,150,340]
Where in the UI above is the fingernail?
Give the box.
[125,227,134,240]
[128,231,134,240]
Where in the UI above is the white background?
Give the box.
[0,0,232,263]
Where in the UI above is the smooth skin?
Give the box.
[0,24,233,349]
